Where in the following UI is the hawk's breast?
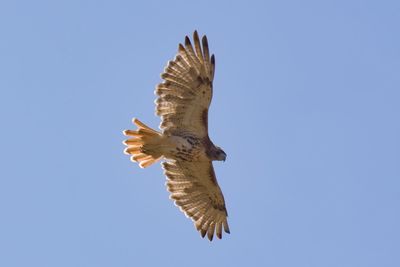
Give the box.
[165,133,208,162]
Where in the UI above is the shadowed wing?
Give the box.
[155,31,215,137]
[163,160,230,240]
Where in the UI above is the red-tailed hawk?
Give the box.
[123,31,229,241]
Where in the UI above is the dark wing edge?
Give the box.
[162,160,230,241]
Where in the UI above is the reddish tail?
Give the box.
[123,118,163,168]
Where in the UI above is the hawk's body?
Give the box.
[123,31,229,241]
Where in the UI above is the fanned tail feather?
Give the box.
[123,118,163,168]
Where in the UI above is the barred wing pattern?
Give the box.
[163,160,230,240]
[155,30,215,137]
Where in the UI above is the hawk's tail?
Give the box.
[123,118,163,168]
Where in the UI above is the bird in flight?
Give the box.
[123,31,229,241]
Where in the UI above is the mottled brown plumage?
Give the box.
[123,31,229,240]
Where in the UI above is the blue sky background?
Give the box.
[1,0,399,266]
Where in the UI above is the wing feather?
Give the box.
[201,36,211,76]
[162,160,229,240]
[193,31,204,65]
[155,31,214,137]
[184,36,202,70]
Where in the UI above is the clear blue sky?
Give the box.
[1,0,399,266]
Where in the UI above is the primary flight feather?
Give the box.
[123,31,229,241]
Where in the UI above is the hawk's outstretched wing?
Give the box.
[155,31,215,137]
[163,160,229,240]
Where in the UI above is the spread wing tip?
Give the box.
[197,221,230,241]
[178,43,185,52]
[184,36,191,46]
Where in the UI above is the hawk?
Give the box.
[123,31,229,241]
